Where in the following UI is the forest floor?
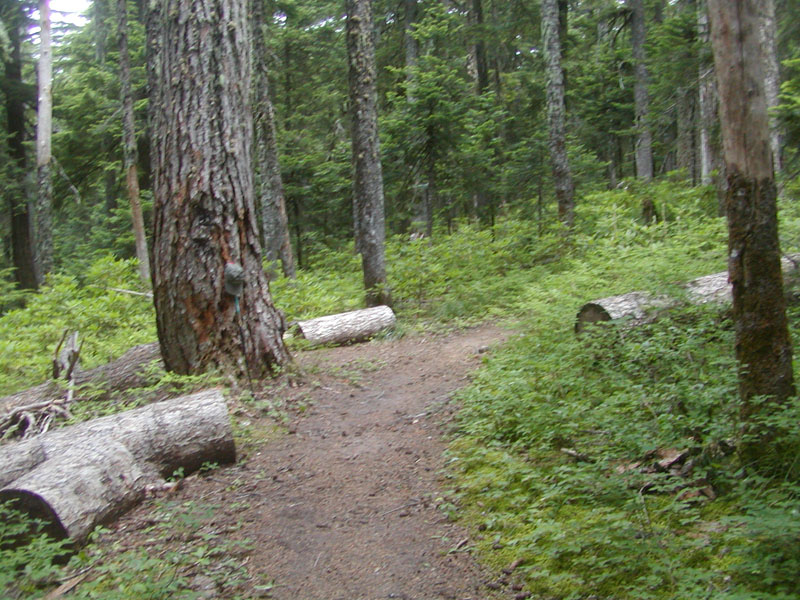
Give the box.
[107,323,526,600]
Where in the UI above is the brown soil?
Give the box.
[109,324,518,600]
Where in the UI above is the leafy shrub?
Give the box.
[447,177,800,599]
[0,256,155,396]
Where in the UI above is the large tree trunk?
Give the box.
[708,0,794,461]
[629,0,653,180]
[3,1,39,291]
[541,0,575,228]
[0,389,235,543]
[35,0,53,281]
[252,0,295,280]
[146,0,290,377]
[346,0,391,307]
[117,0,151,285]
[294,305,396,346]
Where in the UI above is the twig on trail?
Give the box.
[313,552,324,568]
[44,571,90,599]
[380,500,420,517]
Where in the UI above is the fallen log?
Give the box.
[575,254,800,333]
[293,305,396,346]
[0,342,161,433]
[0,388,235,543]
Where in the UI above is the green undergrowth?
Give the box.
[1,493,273,599]
[0,257,155,396]
[3,179,800,598]
[446,184,800,599]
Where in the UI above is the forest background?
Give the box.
[2,0,800,598]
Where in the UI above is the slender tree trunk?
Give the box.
[629,0,653,180]
[541,0,575,228]
[36,0,54,281]
[404,0,419,103]
[403,0,427,236]
[470,0,489,95]
[676,86,696,182]
[252,0,295,279]
[146,0,290,376]
[4,1,38,290]
[93,0,117,212]
[708,0,794,463]
[346,0,390,307]
[117,0,151,285]
[758,0,782,175]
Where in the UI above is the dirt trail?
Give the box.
[115,324,515,599]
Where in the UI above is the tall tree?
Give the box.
[541,0,574,228]
[116,0,150,285]
[345,0,390,306]
[146,0,290,376]
[2,0,38,290]
[696,0,720,187]
[708,0,794,462]
[628,0,653,180]
[758,0,782,175]
[252,0,295,279]
[36,0,53,280]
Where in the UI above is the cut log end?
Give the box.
[0,490,69,541]
[0,389,236,544]
[574,303,612,333]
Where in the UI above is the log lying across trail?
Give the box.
[0,389,235,543]
[575,255,800,333]
[294,305,396,346]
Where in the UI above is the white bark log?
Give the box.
[294,305,396,346]
[576,255,800,333]
[0,389,235,542]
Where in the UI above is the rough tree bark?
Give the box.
[629,0,653,180]
[35,0,54,281]
[708,0,795,460]
[117,0,151,285]
[541,0,575,228]
[146,0,291,376]
[0,389,236,543]
[294,305,396,347]
[252,0,295,279]
[346,0,391,306]
[3,0,39,290]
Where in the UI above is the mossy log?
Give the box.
[0,389,235,543]
[294,305,396,346]
[575,254,800,333]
